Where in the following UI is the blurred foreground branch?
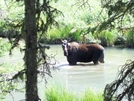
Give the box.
[104,60,134,101]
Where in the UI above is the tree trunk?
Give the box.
[24,0,39,101]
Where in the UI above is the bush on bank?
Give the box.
[43,26,134,48]
[93,30,117,47]
[39,25,83,44]
[0,0,133,48]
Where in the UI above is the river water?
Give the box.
[1,45,134,101]
[45,45,134,90]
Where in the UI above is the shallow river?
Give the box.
[1,45,134,101]
[45,45,134,90]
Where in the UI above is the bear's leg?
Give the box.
[93,60,99,65]
[67,56,77,65]
[69,62,77,65]
[99,53,104,63]
[92,52,100,65]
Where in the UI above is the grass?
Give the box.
[81,89,103,101]
[45,85,76,101]
[44,84,103,101]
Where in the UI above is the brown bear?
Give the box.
[62,40,104,65]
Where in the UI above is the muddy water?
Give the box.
[2,45,134,100]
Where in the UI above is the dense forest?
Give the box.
[0,0,134,47]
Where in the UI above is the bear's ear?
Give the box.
[67,38,71,42]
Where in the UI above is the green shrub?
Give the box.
[42,25,72,44]
[94,30,116,47]
[126,29,134,48]
[81,33,100,44]
[114,32,126,45]
[41,25,83,43]
[68,28,82,42]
